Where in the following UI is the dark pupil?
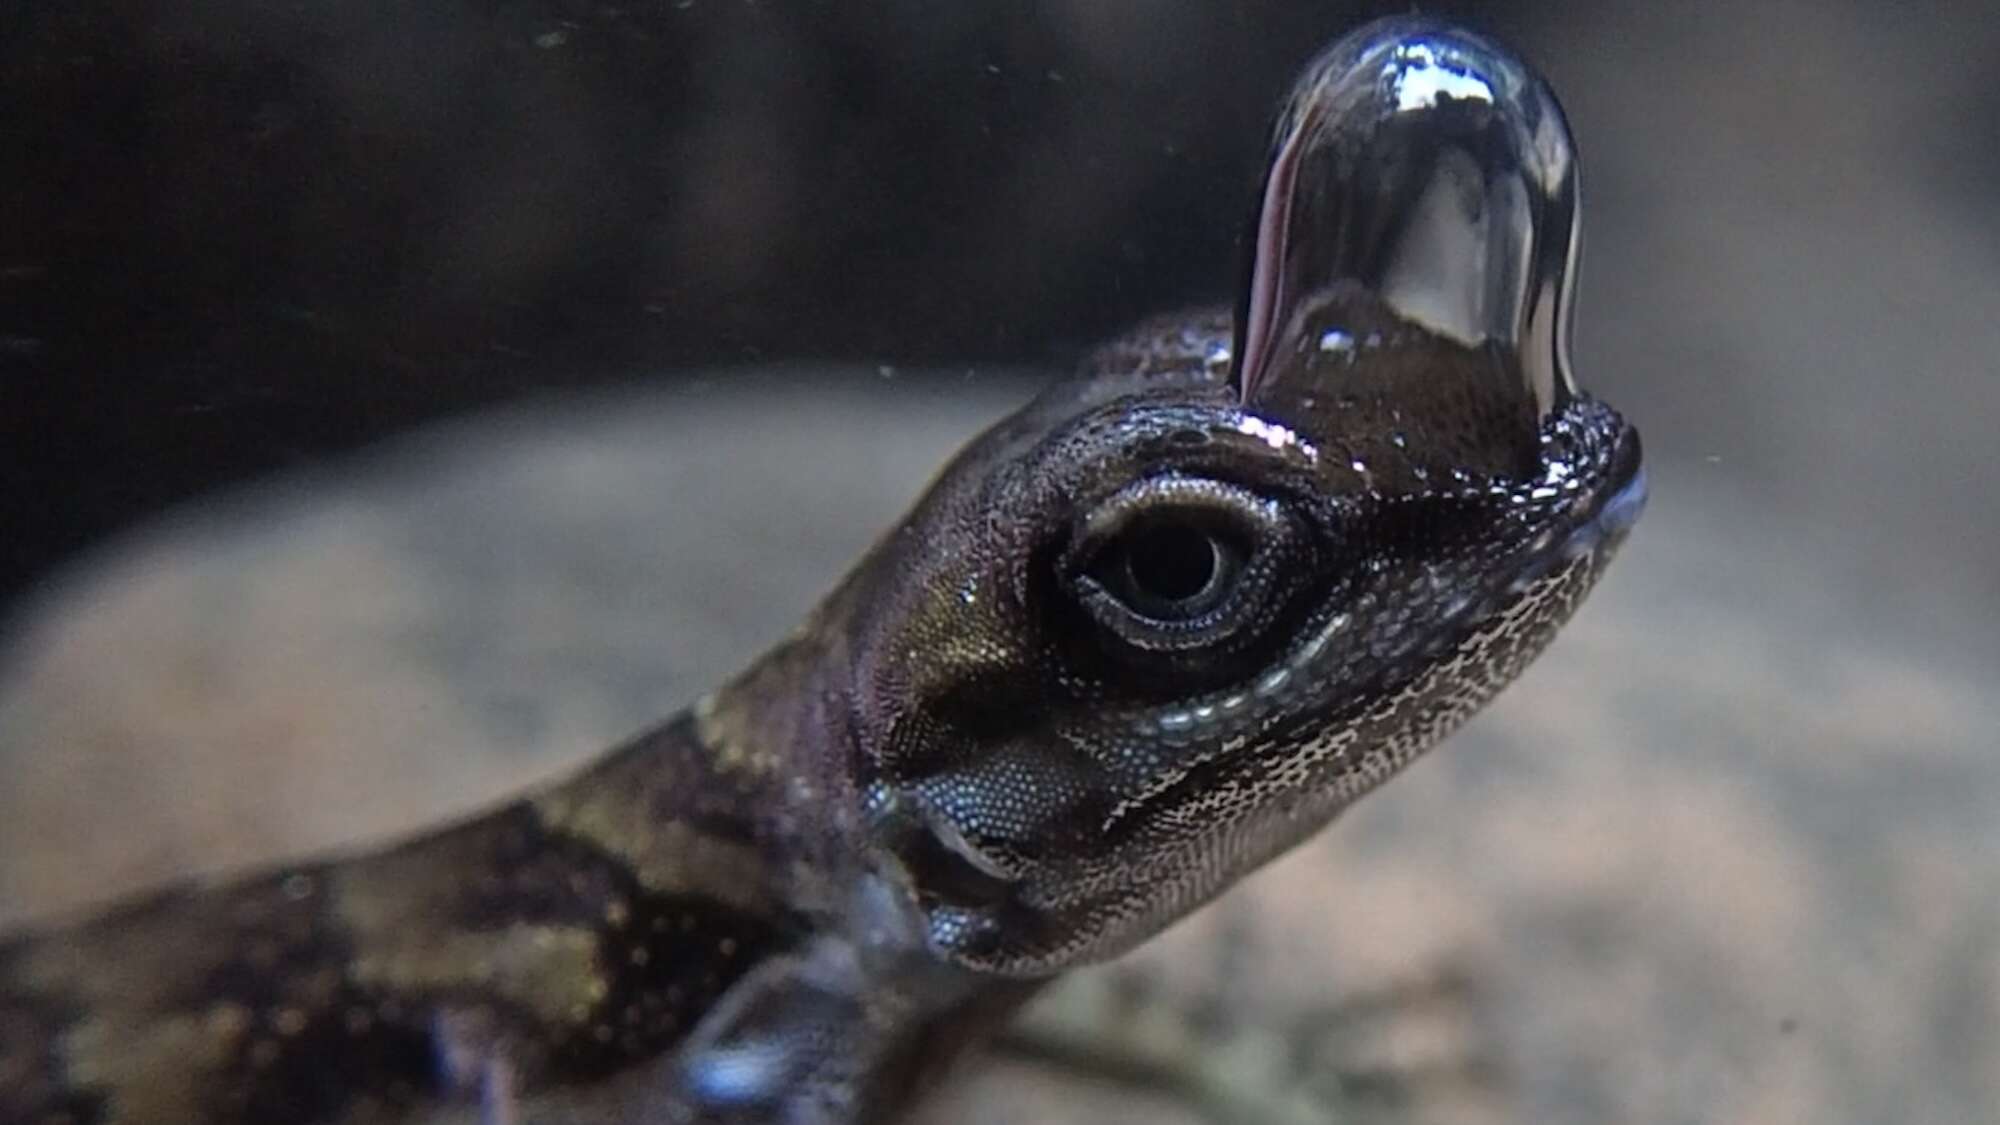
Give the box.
[1124,521,1220,605]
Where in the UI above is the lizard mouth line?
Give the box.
[1108,411,1642,755]
[1100,415,1643,839]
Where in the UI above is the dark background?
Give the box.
[2,0,1506,610]
[5,3,2000,1122]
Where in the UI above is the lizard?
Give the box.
[0,17,1645,1125]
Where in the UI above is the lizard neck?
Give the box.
[0,627,1015,1125]
[533,629,1034,1119]
[534,629,868,930]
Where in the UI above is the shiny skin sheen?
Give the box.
[844,304,1639,976]
[0,17,1641,1125]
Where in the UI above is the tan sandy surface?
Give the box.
[5,1,1998,1122]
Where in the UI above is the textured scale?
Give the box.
[0,17,1642,1125]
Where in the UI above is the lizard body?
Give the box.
[0,19,1644,1124]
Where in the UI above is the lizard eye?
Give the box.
[1065,477,1301,655]
[1094,514,1246,622]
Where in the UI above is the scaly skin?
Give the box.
[0,18,1643,1125]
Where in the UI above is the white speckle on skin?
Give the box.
[1235,415,1305,454]
[1256,666,1293,697]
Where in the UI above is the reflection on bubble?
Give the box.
[1235,18,1582,421]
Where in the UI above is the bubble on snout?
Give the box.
[1234,17,1582,426]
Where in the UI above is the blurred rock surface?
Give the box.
[5,0,1999,1121]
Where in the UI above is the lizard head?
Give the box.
[840,18,1645,975]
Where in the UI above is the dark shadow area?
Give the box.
[5,4,2000,1122]
[3,0,1521,609]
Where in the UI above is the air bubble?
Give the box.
[1233,17,1581,421]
